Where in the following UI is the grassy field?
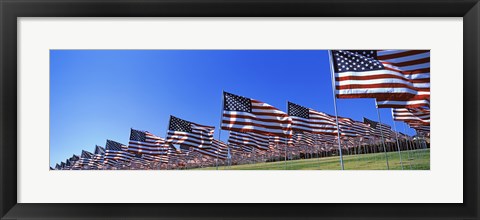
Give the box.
[194,149,430,170]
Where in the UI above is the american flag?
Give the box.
[66,155,80,170]
[376,97,430,108]
[222,92,292,138]
[167,144,189,162]
[292,131,317,147]
[241,145,255,153]
[228,131,270,150]
[128,129,170,155]
[351,120,372,138]
[104,140,134,166]
[317,134,337,144]
[65,159,73,170]
[392,108,430,125]
[142,154,169,163]
[269,135,294,147]
[287,102,337,135]
[338,117,358,137]
[166,116,214,149]
[89,145,105,168]
[375,50,430,108]
[228,144,243,154]
[363,117,393,140]
[76,150,94,168]
[193,139,229,160]
[331,50,429,102]
[408,121,430,133]
[131,154,151,168]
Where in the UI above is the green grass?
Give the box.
[193,149,430,170]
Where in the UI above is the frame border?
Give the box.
[1,0,478,219]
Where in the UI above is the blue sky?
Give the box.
[50,50,416,167]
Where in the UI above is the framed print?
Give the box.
[1,0,479,219]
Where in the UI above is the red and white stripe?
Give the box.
[290,109,337,135]
[167,124,215,149]
[193,139,229,160]
[222,96,292,138]
[228,131,270,150]
[128,130,170,155]
[375,50,430,108]
[392,108,430,124]
[333,50,429,103]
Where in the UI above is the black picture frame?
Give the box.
[1,0,478,219]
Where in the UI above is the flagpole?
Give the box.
[216,91,225,170]
[284,142,287,170]
[327,50,345,170]
[402,123,413,170]
[375,105,390,170]
[404,122,419,168]
[392,119,404,170]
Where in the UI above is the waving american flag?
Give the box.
[128,129,170,155]
[331,50,429,104]
[222,92,292,138]
[104,140,134,167]
[375,50,430,108]
[228,131,270,151]
[287,101,337,135]
[166,116,215,149]
[392,108,430,125]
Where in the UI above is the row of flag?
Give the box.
[53,50,430,170]
[53,92,423,170]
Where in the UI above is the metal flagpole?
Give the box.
[392,120,404,170]
[327,50,345,170]
[402,122,414,169]
[284,143,287,170]
[375,106,390,170]
[216,91,225,170]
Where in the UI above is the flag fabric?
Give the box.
[408,121,431,133]
[228,131,270,150]
[66,155,80,169]
[166,116,215,149]
[228,144,243,154]
[331,50,429,101]
[142,154,169,163]
[338,117,357,137]
[317,134,337,144]
[130,154,151,168]
[392,108,430,124]
[76,150,94,168]
[269,135,294,147]
[65,159,72,169]
[287,102,337,135]
[167,144,189,161]
[104,140,134,166]
[363,117,393,140]
[222,92,292,138]
[375,50,430,108]
[351,120,371,138]
[193,139,229,160]
[292,131,317,146]
[376,96,430,108]
[128,129,170,155]
[81,150,94,159]
[89,145,105,168]
[240,145,255,153]
[94,145,105,155]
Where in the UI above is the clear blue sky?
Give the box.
[50,50,416,167]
